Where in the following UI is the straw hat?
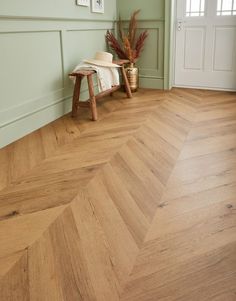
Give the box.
[84,51,120,68]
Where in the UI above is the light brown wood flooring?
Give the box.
[0,88,236,300]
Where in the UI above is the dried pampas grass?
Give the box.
[105,10,148,64]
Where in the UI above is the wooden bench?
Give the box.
[69,60,132,121]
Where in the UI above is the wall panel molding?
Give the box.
[122,20,164,88]
[0,95,73,148]
[0,19,114,33]
[0,15,115,22]
[0,23,111,123]
[0,14,114,147]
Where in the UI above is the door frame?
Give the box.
[170,0,236,92]
[169,0,177,90]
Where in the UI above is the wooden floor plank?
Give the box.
[0,251,29,301]
[121,242,236,301]
[0,205,67,258]
[28,206,97,301]
[0,88,236,300]
[71,192,121,300]
[0,251,26,279]
[83,174,139,286]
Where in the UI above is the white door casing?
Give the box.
[174,0,236,91]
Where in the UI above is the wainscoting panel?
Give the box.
[136,21,164,88]
[122,20,165,89]
[0,18,114,148]
[117,0,169,89]
[64,29,109,97]
[0,31,63,117]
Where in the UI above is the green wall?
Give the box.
[118,0,164,20]
[0,0,116,148]
[117,0,171,90]
[0,0,116,20]
[0,0,172,148]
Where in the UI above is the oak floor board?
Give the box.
[124,138,173,185]
[0,205,67,258]
[0,251,29,301]
[179,132,236,160]
[134,124,180,163]
[127,213,236,284]
[0,166,101,220]
[0,251,26,279]
[96,163,150,247]
[121,242,236,301]
[151,181,236,231]
[110,153,162,223]
[147,114,186,146]
[71,193,121,300]
[161,167,236,203]
[28,206,97,301]
[195,105,236,122]
[149,105,191,135]
[0,88,236,300]
[187,121,236,142]
[83,175,139,286]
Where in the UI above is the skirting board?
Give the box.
[0,95,73,149]
[0,82,100,148]
[139,76,164,90]
[1,78,163,148]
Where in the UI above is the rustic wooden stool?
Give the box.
[69,60,132,121]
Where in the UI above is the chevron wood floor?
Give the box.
[0,88,236,300]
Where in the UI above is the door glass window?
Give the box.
[186,0,205,17]
[217,0,236,15]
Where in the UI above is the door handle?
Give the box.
[177,20,186,31]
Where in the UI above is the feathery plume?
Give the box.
[105,10,148,63]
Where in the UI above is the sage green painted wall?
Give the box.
[118,0,164,20]
[117,0,171,90]
[0,0,116,20]
[0,0,172,148]
[0,0,116,148]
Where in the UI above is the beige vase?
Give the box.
[125,63,139,92]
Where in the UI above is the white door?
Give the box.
[174,0,236,90]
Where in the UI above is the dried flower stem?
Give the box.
[105,10,148,64]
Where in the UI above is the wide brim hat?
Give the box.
[84,51,120,68]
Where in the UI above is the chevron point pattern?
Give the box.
[0,88,236,300]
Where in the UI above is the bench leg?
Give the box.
[121,65,132,98]
[87,74,98,121]
[72,75,83,117]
